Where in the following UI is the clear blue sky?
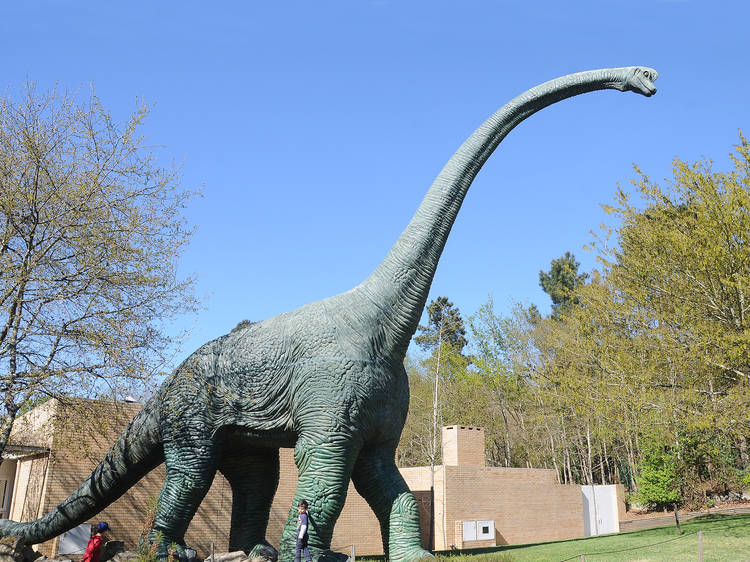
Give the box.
[2,1,747,365]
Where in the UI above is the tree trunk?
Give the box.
[550,435,561,484]
[626,436,638,493]
[739,436,749,471]
[500,401,512,467]
[599,439,609,484]
[576,425,589,485]
[560,414,573,484]
[0,412,14,461]
[519,413,532,469]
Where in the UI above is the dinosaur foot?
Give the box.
[389,547,434,562]
[166,543,199,562]
[307,547,349,562]
[147,530,198,562]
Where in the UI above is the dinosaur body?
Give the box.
[0,67,657,561]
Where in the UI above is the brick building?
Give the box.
[2,400,618,557]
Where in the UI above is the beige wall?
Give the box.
[9,400,233,557]
[442,466,583,548]
[442,426,485,467]
[9,404,586,557]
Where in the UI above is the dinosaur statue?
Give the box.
[0,67,657,561]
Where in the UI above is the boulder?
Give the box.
[252,544,278,562]
[111,552,140,562]
[0,537,39,562]
[101,541,125,562]
[203,551,247,562]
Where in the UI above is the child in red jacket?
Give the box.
[81,522,109,562]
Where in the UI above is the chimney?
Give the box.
[441,425,485,466]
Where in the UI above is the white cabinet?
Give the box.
[582,484,620,536]
[461,519,495,544]
[476,520,494,540]
[462,520,476,541]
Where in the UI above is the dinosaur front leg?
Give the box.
[279,434,359,561]
[352,442,432,561]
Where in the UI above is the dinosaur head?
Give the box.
[620,66,658,97]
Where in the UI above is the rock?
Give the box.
[111,552,140,562]
[0,536,23,553]
[247,543,276,562]
[0,536,27,562]
[179,548,198,562]
[203,551,248,562]
[249,553,275,562]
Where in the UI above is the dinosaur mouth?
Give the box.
[642,82,657,97]
[636,70,658,97]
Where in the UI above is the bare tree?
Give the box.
[0,83,199,457]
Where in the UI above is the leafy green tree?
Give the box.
[402,135,750,502]
[414,296,468,353]
[404,296,470,509]
[539,252,588,317]
[595,134,750,476]
[634,439,683,510]
[468,298,533,468]
[0,84,198,458]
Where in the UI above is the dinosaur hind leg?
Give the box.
[152,441,218,555]
[219,444,280,558]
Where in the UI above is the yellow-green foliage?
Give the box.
[399,135,750,504]
[0,83,199,458]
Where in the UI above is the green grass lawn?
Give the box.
[429,513,750,562]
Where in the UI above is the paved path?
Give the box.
[619,505,750,532]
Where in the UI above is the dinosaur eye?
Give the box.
[643,71,650,78]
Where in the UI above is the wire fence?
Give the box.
[558,531,691,561]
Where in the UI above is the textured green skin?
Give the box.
[0,67,657,561]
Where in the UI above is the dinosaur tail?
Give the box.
[0,398,164,543]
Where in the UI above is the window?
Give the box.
[0,480,8,518]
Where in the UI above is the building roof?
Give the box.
[2,443,49,459]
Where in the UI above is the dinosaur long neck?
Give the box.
[357,68,632,360]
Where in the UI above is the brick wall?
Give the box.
[9,403,586,557]
[10,400,233,557]
[441,465,583,547]
[441,426,485,467]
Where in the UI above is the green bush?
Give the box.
[634,441,682,510]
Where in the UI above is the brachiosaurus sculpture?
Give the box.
[0,67,657,561]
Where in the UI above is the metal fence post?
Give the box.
[697,530,703,562]
[350,544,355,562]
